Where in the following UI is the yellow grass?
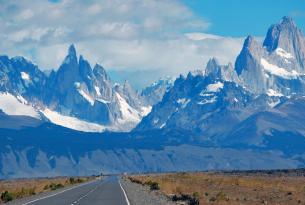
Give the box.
[130,172,305,205]
[0,176,95,203]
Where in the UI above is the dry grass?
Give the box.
[130,172,305,205]
[0,176,95,203]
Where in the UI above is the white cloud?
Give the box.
[0,0,244,86]
[87,3,102,15]
[185,32,222,41]
[18,9,34,20]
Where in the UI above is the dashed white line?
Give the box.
[119,180,131,205]
[70,184,100,204]
[21,180,98,205]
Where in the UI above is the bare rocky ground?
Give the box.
[121,177,175,205]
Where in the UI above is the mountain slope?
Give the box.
[135,16,305,153]
[0,45,151,132]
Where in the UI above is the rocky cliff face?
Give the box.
[235,16,305,95]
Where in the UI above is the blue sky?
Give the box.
[0,0,304,88]
[183,0,305,37]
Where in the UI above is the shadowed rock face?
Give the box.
[141,76,174,106]
[0,55,47,101]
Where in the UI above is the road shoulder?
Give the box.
[120,177,174,205]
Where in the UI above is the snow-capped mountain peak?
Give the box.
[0,44,153,132]
[235,17,305,95]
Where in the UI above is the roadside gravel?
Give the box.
[120,177,175,205]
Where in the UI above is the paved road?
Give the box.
[9,176,130,205]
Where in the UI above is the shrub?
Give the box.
[172,193,199,205]
[215,191,229,201]
[49,183,64,190]
[128,177,143,185]
[1,191,13,202]
[28,187,36,195]
[145,181,160,190]
[76,178,84,183]
[44,184,49,190]
[69,177,75,184]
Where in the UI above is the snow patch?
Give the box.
[260,58,298,79]
[96,98,110,104]
[268,99,281,108]
[94,86,101,96]
[115,92,141,123]
[78,89,94,106]
[197,96,217,105]
[74,82,81,89]
[177,98,190,108]
[275,48,294,59]
[0,92,40,118]
[160,123,166,129]
[206,82,224,92]
[41,109,105,132]
[267,89,283,97]
[20,72,30,81]
[140,106,152,116]
[153,119,159,124]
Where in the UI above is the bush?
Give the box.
[69,177,75,184]
[49,183,64,190]
[128,177,143,185]
[145,181,160,190]
[76,178,84,183]
[172,193,199,205]
[216,191,229,201]
[1,191,13,202]
[44,184,50,190]
[28,187,36,195]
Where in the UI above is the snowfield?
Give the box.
[115,92,141,123]
[0,92,40,118]
[206,82,224,92]
[275,48,294,59]
[260,58,299,79]
[41,108,106,132]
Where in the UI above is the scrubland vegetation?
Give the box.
[129,171,305,205]
[0,176,94,203]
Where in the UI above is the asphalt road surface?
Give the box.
[9,176,130,205]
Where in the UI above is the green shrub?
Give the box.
[216,191,229,201]
[145,181,160,190]
[128,177,143,185]
[1,191,13,202]
[44,184,49,190]
[69,177,75,184]
[49,183,64,190]
[28,187,36,195]
[76,178,84,183]
[172,193,199,205]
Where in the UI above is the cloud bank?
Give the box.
[0,0,244,86]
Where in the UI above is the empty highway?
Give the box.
[8,176,130,205]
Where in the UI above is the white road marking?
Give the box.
[70,184,100,204]
[119,180,131,205]
[21,180,98,205]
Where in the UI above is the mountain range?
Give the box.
[1,16,305,178]
[0,44,175,133]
